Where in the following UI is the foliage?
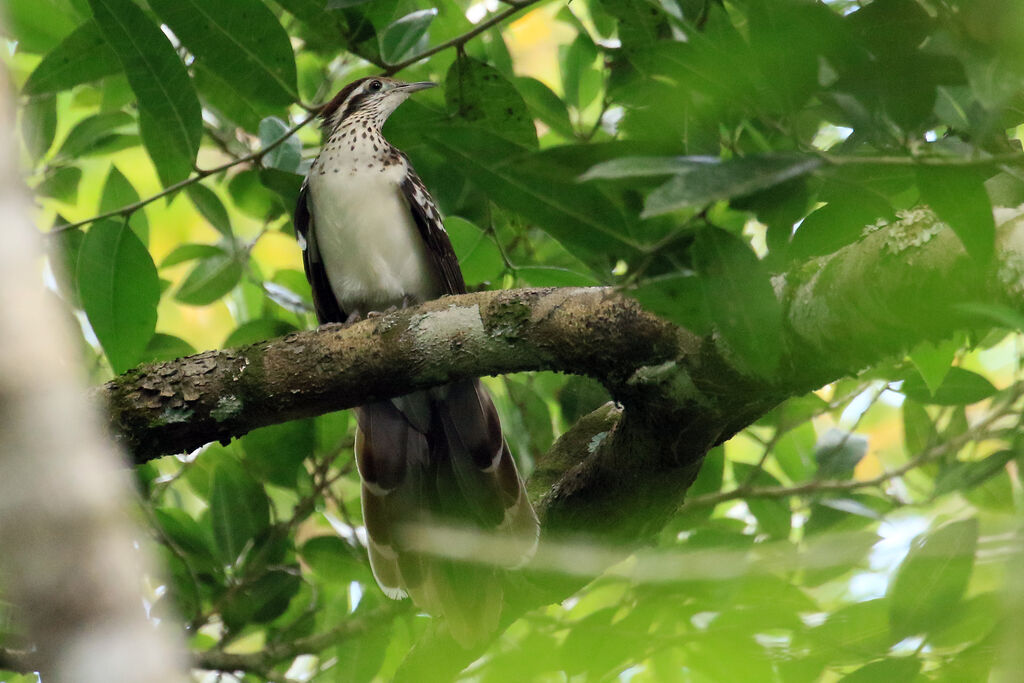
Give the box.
[5,0,1024,680]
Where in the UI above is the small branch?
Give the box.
[384,0,543,74]
[683,407,1012,509]
[819,150,1024,167]
[49,111,319,235]
[193,603,409,675]
[103,287,683,462]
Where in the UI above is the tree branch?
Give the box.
[384,0,544,74]
[49,111,318,234]
[103,286,684,462]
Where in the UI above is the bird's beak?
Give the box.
[398,81,437,93]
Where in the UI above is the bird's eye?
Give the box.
[369,80,383,92]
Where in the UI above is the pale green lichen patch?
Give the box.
[211,395,243,422]
[588,430,609,454]
[408,303,485,353]
[484,298,532,338]
[156,405,194,426]
[996,206,1024,298]
[628,361,706,405]
[881,208,946,255]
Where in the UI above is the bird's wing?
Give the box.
[294,179,347,323]
[399,168,466,297]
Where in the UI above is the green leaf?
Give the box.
[934,449,1015,496]
[561,32,600,110]
[731,463,791,538]
[839,657,921,683]
[888,518,978,638]
[901,367,997,405]
[916,166,995,262]
[632,273,711,334]
[48,227,84,307]
[23,20,121,95]
[153,508,216,570]
[148,0,297,106]
[425,125,636,266]
[642,156,822,216]
[902,399,935,455]
[193,62,276,133]
[445,56,538,148]
[789,190,894,261]
[241,419,314,488]
[581,155,708,180]
[222,569,301,630]
[21,95,57,160]
[139,333,196,364]
[379,8,435,64]
[36,166,82,203]
[773,421,816,482]
[208,457,270,565]
[259,168,305,215]
[333,620,389,683]
[810,598,896,664]
[258,117,302,173]
[175,252,243,305]
[814,428,868,479]
[223,318,297,348]
[55,111,135,159]
[77,219,159,373]
[4,0,82,52]
[301,536,371,584]
[229,169,277,219]
[693,228,783,377]
[160,243,225,268]
[928,592,1000,649]
[514,266,601,288]
[952,301,1024,331]
[445,215,504,286]
[515,76,575,139]
[908,336,960,396]
[186,184,233,238]
[88,0,202,185]
[100,165,147,244]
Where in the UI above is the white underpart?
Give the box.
[308,129,441,312]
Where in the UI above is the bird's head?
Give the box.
[319,77,436,132]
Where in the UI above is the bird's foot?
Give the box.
[366,305,398,319]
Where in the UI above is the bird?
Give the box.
[293,76,540,646]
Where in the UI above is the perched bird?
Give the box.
[293,76,539,645]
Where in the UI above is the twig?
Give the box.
[49,110,318,235]
[683,406,1011,509]
[193,602,409,675]
[384,0,543,74]
[819,150,1024,167]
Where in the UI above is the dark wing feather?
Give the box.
[399,166,466,297]
[294,180,347,324]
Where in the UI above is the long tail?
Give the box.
[354,379,539,646]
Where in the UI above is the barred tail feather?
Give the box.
[354,381,539,647]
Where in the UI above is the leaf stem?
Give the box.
[49,110,319,235]
[819,150,1024,167]
[383,0,543,74]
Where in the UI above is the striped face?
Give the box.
[319,77,436,132]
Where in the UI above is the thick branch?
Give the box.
[104,287,684,461]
